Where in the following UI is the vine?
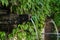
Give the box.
[0,0,54,40]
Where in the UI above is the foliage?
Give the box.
[0,0,60,40]
[0,0,9,6]
[50,0,60,28]
[54,13,60,28]
[0,32,6,40]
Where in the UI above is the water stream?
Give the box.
[40,19,59,40]
[31,18,39,40]
[50,19,59,40]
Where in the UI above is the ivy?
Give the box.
[0,0,59,40]
[0,0,50,40]
[0,0,9,6]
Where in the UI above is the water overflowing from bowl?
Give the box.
[41,19,59,40]
[30,18,39,40]
[50,19,59,40]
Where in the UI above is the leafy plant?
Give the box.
[1,0,59,40]
[50,0,60,28]
[0,0,9,6]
